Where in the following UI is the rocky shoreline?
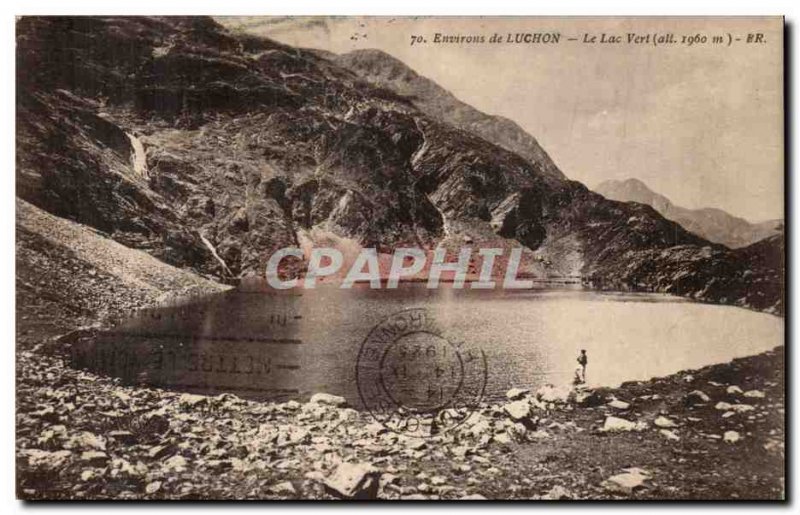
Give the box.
[15,198,785,500]
[16,343,785,500]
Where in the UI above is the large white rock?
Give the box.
[536,384,570,403]
[602,468,651,494]
[724,431,742,444]
[654,416,678,428]
[464,416,493,438]
[600,416,647,432]
[503,400,531,421]
[744,390,766,398]
[323,462,381,499]
[607,399,631,410]
[726,385,743,395]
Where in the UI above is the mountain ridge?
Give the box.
[596,178,783,249]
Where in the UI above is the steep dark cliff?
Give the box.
[15,16,783,313]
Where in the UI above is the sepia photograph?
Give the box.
[12,12,786,502]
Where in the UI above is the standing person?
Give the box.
[577,349,588,384]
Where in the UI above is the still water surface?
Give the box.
[70,284,784,406]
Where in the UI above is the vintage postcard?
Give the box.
[15,16,784,500]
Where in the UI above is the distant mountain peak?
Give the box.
[596,178,782,249]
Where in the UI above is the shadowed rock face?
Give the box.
[16,16,783,313]
[596,178,783,249]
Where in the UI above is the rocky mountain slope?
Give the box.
[16,198,227,348]
[596,178,783,249]
[15,16,783,313]
[333,49,567,183]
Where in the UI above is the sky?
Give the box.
[219,17,784,222]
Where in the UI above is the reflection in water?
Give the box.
[69,284,784,406]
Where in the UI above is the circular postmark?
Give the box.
[356,308,487,438]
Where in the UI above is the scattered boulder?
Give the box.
[659,429,680,441]
[715,402,734,411]
[685,390,710,405]
[654,416,678,428]
[147,444,174,460]
[163,454,188,472]
[378,473,399,493]
[505,388,529,401]
[364,421,388,436]
[600,416,647,433]
[536,384,570,403]
[66,431,106,451]
[494,433,512,445]
[575,388,608,407]
[503,400,531,421]
[309,393,347,407]
[544,485,572,500]
[602,468,650,494]
[270,481,297,496]
[283,400,301,411]
[607,399,630,410]
[463,416,492,438]
[456,464,473,474]
[460,493,488,500]
[23,449,72,471]
[724,431,742,444]
[322,462,381,499]
[508,421,528,439]
[430,476,447,486]
[145,481,162,495]
[178,393,207,409]
[744,390,766,398]
[112,458,147,478]
[80,450,109,466]
[109,430,137,445]
[726,385,743,395]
